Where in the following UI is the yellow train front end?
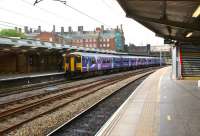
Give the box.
[64,53,82,76]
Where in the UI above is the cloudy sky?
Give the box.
[0,0,163,46]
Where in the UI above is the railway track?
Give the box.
[0,67,159,135]
[0,67,158,97]
[0,69,154,135]
[47,70,153,136]
[0,67,157,107]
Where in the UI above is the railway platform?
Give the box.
[96,66,200,136]
[0,72,65,88]
[0,72,65,81]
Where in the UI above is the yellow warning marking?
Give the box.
[134,69,168,136]
[167,115,171,121]
[70,56,75,72]
[182,77,200,80]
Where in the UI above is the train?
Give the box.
[64,52,163,75]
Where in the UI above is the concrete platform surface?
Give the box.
[96,67,200,136]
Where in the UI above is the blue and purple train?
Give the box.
[64,52,162,74]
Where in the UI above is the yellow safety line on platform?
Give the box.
[134,69,167,136]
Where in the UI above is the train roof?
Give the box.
[70,52,120,58]
[70,52,159,59]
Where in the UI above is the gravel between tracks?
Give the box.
[6,72,152,136]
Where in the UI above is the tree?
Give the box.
[0,29,26,38]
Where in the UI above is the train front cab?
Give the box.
[65,54,82,76]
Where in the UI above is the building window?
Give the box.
[94,39,96,42]
[103,39,106,42]
[107,44,110,47]
[100,44,102,47]
[103,44,106,47]
[107,39,109,42]
[86,44,88,47]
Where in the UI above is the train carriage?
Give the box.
[64,52,163,76]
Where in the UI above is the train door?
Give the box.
[69,55,76,72]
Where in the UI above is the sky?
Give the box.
[0,0,163,46]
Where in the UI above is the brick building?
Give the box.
[25,26,71,45]
[59,25,125,51]
[24,25,125,52]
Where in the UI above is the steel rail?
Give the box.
[0,77,124,135]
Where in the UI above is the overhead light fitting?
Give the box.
[192,5,200,18]
[186,32,192,37]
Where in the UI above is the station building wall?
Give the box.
[0,51,63,74]
[0,52,17,73]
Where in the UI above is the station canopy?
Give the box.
[117,1,200,44]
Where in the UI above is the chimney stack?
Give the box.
[61,26,64,35]
[24,26,29,33]
[78,26,83,32]
[30,28,33,33]
[52,25,55,33]
[37,26,41,33]
[68,26,72,33]
[15,27,18,31]
[18,28,22,33]
[101,25,104,32]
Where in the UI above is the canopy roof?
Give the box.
[117,0,200,44]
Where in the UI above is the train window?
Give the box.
[66,57,69,63]
[76,56,81,63]
[91,58,96,64]
[106,59,109,63]
[102,58,106,63]
[108,58,111,63]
